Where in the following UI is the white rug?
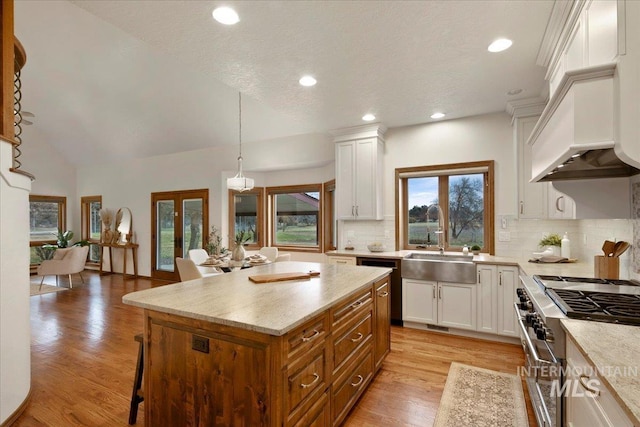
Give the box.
[30,283,68,296]
[433,362,529,427]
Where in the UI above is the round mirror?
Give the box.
[116,207,133,244]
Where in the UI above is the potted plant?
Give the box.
[470,244,481,255]
[206,225,226,256]
[231,230,251,261]
[539,233,562,256]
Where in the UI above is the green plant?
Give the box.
[206,225,226,255]
[234,230,251,246]
[539,233,562,247]
[56,230,74,248]
[470,244,481,251]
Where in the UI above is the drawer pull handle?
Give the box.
[351,332,364,342]
[579,375,600,396]
[300,373,320,389]
[351,300,363,309]
[378,291,389,297]
[350,374,364,387]
[301,329,320,342]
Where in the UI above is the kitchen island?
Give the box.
[123,261,391,426]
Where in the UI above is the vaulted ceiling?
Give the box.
[14,0,554,165]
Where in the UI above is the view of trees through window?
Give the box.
[233,193,258,245]
[29,195,66,264]
[407,173,485,249]
[273,191,320,247]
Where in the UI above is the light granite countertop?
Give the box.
[122,261,390,336]
[561,319,640,425]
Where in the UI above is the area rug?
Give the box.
[30,283,68,296]
[433,362,528,427]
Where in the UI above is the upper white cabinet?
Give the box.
[548,183,576,219]
[333,124,385,220]
[516,115,547,219]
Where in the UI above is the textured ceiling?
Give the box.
[14,0,554,165]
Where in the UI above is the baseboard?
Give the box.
[402,321,521,345]
[0,386,31,426]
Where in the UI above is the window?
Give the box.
[81,196,102,263]
[267,184,322,251]
[396,161,494,253]
[29,195,66,264]
[228,188,264,249]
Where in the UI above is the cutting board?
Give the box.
[249,271,320,283]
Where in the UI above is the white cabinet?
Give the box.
[566,337,634,427]
[548,183,576,219]
[333,124,385,221]
[402,279,476,331]
[476,264,519,338]
[516,115,547,219]
[325,255,356,266]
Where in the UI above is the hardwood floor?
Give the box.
[15,271,535,426]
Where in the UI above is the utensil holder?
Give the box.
[594,255,619,279]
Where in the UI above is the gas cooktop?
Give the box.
[546,288,640,326]
[535,275,640,286]
[533,275,640,295]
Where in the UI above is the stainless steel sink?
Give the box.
[401,252,476,283]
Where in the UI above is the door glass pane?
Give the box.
[407,177,439,245]
[233,194,258,244]
[274,192,319,247]
[448,173,484,248]
[157,200,175,272]
[183,198,204,257]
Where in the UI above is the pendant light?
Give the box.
[227,92,254,192]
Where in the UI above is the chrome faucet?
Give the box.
[427,204,445,254]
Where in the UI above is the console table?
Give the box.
[99,243,139,279]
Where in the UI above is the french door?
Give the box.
[151,189,209,281]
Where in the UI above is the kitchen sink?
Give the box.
[401,252,476,283]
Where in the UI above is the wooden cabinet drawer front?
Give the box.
[290,391,330,427]
[286,347,327,415]
[333,312,372,373]
[332,348,374,426]
[331,288,373,330]
[286,313,329,363]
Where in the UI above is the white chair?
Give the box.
[37,245,89,290]
[175,257,203,281]
[258,247,279,262]
[275,253,291,262]
[188,249,222,276]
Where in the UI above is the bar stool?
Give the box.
[128,334,144,424]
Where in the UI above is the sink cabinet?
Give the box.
[402,278,476,331]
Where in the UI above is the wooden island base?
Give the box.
[143,275,390,426]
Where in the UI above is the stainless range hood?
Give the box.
[528,63,640,183]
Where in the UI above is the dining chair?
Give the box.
[175,257,203,281]
[258,247,279,262]
[188,249,209,265]
[275,253,291,262]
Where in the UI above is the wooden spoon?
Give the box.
[602,240,616,256]
[612,241,630,258]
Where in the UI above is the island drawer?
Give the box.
[331,288,373,332]
[285,312,329,364]
[332,311,372,375]
[285,344,329,419]
[288,390,330,427]
[331,344,374,426]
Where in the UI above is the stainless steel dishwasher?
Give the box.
[356,257,402,325]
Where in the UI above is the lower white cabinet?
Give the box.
[476,264,519,337]
[402,279,476,331]
[325,255,356,265]
[565,338,634,427]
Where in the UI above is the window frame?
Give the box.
[323,179,336,252]
[395,160,495,254]
[29,195,67,247]
[81,195,102,264]
[228,187,265,250]
[267,184,323,253]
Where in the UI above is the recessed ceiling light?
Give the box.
[299,75,317,87]
[362,114,376,121]
[507,88,523,95]
[430,112,445,119]
[488,38,513,53]
[212,7,239,25]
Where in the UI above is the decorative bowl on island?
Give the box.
[367,243,386,252]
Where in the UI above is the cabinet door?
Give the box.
[402,279,437,324]
[548,184,576,219]
[353,138,377,219]
[438,283,477,331]
[497,266,519,337]
[335,141,356,219]
[517,116,547,219]
[374,279,390,371]
[325,255,356,265]
[476,265,497,334]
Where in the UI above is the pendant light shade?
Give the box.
[227,93,254,192]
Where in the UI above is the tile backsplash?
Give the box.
[339,215,637,280]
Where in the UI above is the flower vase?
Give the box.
[232,243,246,262]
